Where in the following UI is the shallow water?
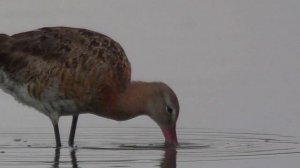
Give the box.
[0,127,299,168]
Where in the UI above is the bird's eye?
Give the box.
[166,106,173,114]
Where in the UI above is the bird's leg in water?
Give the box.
[53,122,62,148]
[69,115,79,147]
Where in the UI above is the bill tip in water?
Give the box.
[162,126,178,147]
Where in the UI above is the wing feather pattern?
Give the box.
[0,27,131,111]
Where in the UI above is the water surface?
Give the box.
[0,127,299,168]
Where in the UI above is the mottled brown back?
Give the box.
[0,27,131,111]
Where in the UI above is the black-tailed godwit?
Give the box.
[0,27,179,147]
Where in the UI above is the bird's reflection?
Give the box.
[51,145,177,168]
[160,147,177,168]
[52,148,60,168]
[70,149,79,168]
[51,148,79,168]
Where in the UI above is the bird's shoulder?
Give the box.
[0,27,131,103]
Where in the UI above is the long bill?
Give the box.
[161,125,178,146]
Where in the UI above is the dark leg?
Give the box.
[69,115,79,147]
[70,149,79,168]
[53,123,62,148]
[52,147,61,168]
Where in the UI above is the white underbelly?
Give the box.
[0,70,78,122]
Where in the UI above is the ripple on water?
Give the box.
[0,127,299,167]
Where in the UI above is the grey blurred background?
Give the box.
[0,0,299,139]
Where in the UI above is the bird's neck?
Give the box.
[94,81,154,121]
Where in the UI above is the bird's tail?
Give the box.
[0,34,12,67]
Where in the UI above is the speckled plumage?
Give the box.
[0,27,131,122]
[0,27,179,147]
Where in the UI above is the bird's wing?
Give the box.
[0,27,131,109]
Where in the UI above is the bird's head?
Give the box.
[145,82,179,146]
[108,81,179,146]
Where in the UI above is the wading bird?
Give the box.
[0,27,179,147]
